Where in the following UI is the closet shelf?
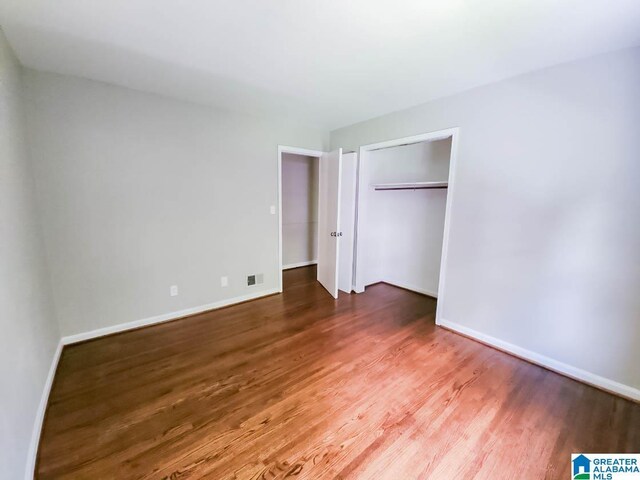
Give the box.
[372,181,448,191]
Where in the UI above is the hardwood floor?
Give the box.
[37,266,639,479]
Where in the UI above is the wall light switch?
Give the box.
[170,285,178,296]
[270,205,276,215]
[221,276,228,287]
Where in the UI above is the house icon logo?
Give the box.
[572,454,591,479]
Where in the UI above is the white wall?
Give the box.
[281,153,318,267]
[0,30,60,480]
[332,47,640,394]
[364,140,451,296]
[23,70,328,337]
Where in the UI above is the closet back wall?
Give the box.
[364,140,451,297]
[281,154,318,268]
[24,70,327,338]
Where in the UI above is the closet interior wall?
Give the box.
[281,153,319,269]
[362,139,452,297]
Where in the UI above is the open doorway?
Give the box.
[277,146,323,293]
[281,152,320,271]
[353,128,459,324]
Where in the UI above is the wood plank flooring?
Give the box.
[37,266,640,479]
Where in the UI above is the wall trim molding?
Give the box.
[439,318,640,403]
[62,288,280,345]
[282,260,317,270]
[26,339,63,480]
[381,278,438,298]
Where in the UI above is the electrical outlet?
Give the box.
[170,285,178,296]
[221,276,228,287]
[256,273,264,284]
[247,275,256,286]
[270,205,276,215]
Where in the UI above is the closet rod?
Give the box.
[372,181,448,191]
[374,186,448,191]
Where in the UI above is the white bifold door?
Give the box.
[317,149,343,298]
[338,152,357,294]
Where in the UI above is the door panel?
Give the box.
[338,152,357,294]
[317,149,342,298]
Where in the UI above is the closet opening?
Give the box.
[278,148,321,289]
[353,128,459,325]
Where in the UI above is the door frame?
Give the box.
[353,127,460,325]
[277,145,324,293]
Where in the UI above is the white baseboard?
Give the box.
[282,260,317,270]
[26,339,63,480]
[62,288,280,345]
[380,278,438,298]
[439,318,640,402]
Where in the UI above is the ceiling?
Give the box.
[2,0,640,129]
